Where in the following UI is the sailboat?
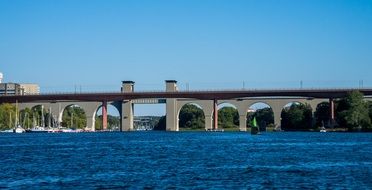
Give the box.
[251,117,260,135]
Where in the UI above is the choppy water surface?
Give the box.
[0,132,371,189]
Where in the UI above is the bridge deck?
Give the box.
[1,89,372,103]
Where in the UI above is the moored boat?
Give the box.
[26,126,48,133]
[15,126,26,133]
[320,126,327,133]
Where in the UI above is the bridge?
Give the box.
[1,80,372,131]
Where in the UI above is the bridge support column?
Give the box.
[121,81,135,131]
[166,80,179,131]
[213,99,218,130]
[102,101,107,130]
[122,100,133,131]
[239,115,247,131]
[329,98,335,127]
[273,110,282,130]
[205,114,213,130]
[86,115,95,131]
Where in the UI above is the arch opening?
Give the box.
[281,102,313,131]
[134,103,165,131]
[178,103,205,131]
[314,101,330,128]
[217,103,239,131]
[28,105,53,129]
[61,105,87,130]
[95,104,120,131]
[247,102,274,132]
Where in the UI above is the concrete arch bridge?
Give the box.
[2,80,372,131]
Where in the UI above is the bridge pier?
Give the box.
[102,101,107,130]
[213,99,218,130]
[205,114,213,130]
[121,81,134,131]
[239,114,247,131]
[329,98,335,127]
[166,80,179,131]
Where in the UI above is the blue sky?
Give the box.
[1,0,372,115]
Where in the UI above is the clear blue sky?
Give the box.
[1,0,372,115]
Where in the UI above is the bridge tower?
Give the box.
[166,80,179,131]
[121,81,134,131]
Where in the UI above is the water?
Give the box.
[0,132,371,189]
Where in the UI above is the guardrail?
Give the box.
[37,87,372,95]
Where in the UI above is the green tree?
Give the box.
[179,104,204,129]
[62,106,87,129]
[338,91,370,131]
[218,107,239,128]
[281,103,313,131]
[314,102,330,128]
[154,116,166,130]
[0,103,16,130]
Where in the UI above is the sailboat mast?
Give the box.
[71,112,73,128]
[41,106,44,128]
[9,112,12,129]
[15,100,18,129]
[48,107,51,128]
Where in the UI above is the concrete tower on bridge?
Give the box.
[165,80,178,131]
[121,81,135,131]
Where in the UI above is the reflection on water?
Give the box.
[0,132,371,189]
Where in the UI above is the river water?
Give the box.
[0,132,371,189]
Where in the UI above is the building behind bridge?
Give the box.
[0,72,40,95]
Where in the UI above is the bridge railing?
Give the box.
[2,87,371,96]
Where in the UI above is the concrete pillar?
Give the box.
[166,80,178,131]
[121,81,135,131]
[273,109,282,129]
[213,99,218,130]
[329,98,335,127]
[102,101,107,130]
[205,114,213,130]
[239,115,247,131]
[86,115,95,131]
[122,101,133,131]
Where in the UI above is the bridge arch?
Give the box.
[313,101,331,128]
[217,103,239,130]
[247,102,274,131]
[280,101,313,131]
[58,102,101,131]
[176,100,213,131]
[30,105,47,128]
[177,103,205,131]
[94,102,121,131]
[61,104,87,130]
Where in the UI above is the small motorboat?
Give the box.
[320,126,327,133]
